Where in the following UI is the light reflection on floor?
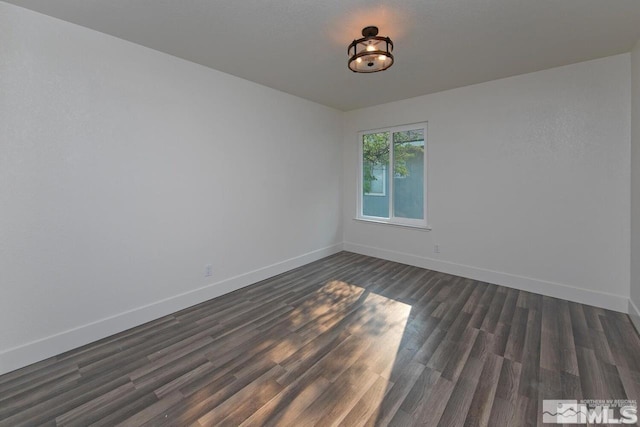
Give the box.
[210,280,413,427]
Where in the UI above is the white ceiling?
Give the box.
[5,0,640,110]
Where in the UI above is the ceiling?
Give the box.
[5,0,640,111]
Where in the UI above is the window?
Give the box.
[358,123,428,228]
[365,164,386,196]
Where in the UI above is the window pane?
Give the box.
[393,129,424,220]
[366,164,386,196]
[362,132,390,218]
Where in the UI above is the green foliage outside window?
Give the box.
[362,130,424,193]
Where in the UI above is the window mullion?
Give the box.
[388,131,394,220]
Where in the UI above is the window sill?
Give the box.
[353,217,432,231]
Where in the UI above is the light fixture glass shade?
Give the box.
[348,26,394,73]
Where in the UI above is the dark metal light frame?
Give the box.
[348,26,394,73]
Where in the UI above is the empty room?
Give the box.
[1,0,640,425]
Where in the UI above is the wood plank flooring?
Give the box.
[1,251,639,426]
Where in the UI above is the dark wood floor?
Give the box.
[1,252,639,426]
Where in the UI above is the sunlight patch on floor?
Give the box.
[195,280,412,426]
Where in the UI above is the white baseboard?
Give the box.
[343,242,629,313]
[629,299,640,335]
[0,243,343,376]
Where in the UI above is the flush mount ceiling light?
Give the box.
[348,26,394,73]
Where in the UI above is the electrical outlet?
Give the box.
[205,264,213,277]
[434,244,440,254]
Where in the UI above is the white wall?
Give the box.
[343,55,631,312]
[631,40,640,331]
[0,3,343,374]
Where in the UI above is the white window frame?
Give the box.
[356,122,429,229]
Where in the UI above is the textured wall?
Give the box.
[344,55,631,311]
[0,3,343,373]
[631,40,640,329]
